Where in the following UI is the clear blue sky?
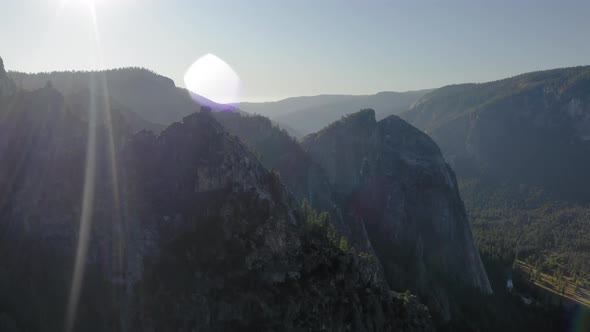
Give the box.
[1,0,589,101]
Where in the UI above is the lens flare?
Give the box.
[64,4,124,332]
[65,81,98,332]
[184,54,241,107]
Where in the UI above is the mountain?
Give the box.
[0,61,434,330]
[240,90,431,137]
[301,109,491,321]
[9,68,230,126]
[401,66,590,279]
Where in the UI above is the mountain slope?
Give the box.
[240,90,431,136]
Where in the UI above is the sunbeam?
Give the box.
[65,78,98,332]
[64,3,123,331]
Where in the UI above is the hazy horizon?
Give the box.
[2,0,590,102]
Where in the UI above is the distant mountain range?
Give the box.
[240,90,431,137]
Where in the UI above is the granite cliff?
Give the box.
[302,109,492,320]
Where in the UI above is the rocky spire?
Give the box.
[302,110,492,321]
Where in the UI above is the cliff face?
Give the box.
[0,82,433,331]
[303,109,491,320]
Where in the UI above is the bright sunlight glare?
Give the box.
[184,54,242,106]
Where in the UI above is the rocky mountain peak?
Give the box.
[332,107,376,131]
[345,107,376,122]
[305,108,376,141]
[180,106,225,134]
[377,115,444,161]
[303,110,491,321]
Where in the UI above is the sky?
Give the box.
[1,0,590,102]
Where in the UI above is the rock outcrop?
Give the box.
[302,109,492,320]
